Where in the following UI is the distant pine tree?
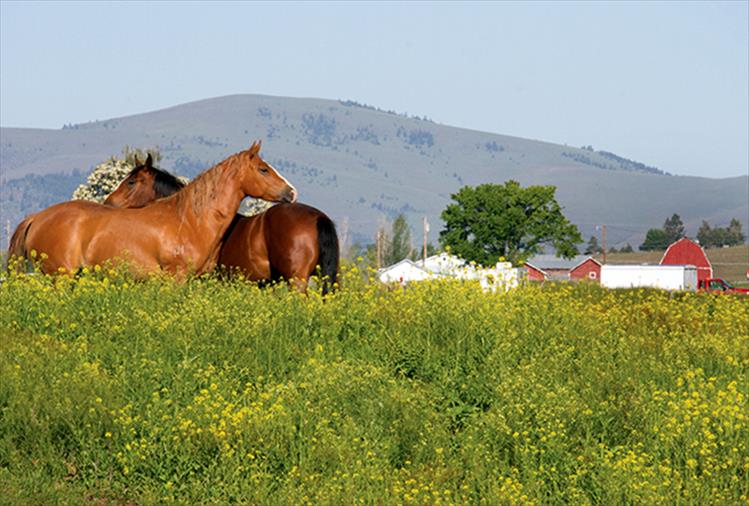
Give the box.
[620,243,634,253]
[584,235,602,255]
[663,213,685,243]
[639,229,669,251]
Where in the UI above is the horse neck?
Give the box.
[171,154,246,235]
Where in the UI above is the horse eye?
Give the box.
[260,167,269,174]
[127,180,136,187]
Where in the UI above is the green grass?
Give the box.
[1,269,747,505]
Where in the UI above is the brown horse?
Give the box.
[104,159,339,293]
[8,141,297,278]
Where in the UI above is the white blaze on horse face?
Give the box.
[267,161,298,203]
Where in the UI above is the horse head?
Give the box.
[104,154,185,208]
[240,140,297,204]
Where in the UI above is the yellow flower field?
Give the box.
[0,267,747,504]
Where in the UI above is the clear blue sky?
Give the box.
[1,1,747,178]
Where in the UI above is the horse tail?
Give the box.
[316,213,340,295]
[7,214,34,271]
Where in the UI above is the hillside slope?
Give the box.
[1,94,747,247]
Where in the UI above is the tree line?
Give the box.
[639,214,745,251]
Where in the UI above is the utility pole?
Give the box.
[601,224,607,264]
[375,216,389,270]
[5,220,10,250]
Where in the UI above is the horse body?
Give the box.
[219,203,328,291]
[24,200,201,275]
[9,141,297,277]
[101,158,339,292]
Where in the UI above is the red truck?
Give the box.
[698,278,749,294]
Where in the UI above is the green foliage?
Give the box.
[619,243,634,253]
[639,228,670,251]
[698,218,746,248]
[584,235,602,255]
[640,214,686,251]
[385,214,412,266]
[663,213,685,243]
[0,270,747,504]
[439,181,582,266]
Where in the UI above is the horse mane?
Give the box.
[124,163,185,198]
[151,166,186,198]
[172,150,247,216]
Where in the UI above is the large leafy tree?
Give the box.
[439,181,582,266]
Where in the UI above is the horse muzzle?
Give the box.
[282,186,298,204]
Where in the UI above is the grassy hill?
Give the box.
[597,244,749,286]
[1,94,747,248]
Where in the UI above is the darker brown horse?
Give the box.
[8,141,297,278]
[104,158,339,293]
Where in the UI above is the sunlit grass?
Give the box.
[1,267,747,504]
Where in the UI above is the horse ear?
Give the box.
[249,140,262,157]
[145,153,153,168]
[133,155,140,166]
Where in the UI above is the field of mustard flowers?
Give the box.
[1,265,747,505]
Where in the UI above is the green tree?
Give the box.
[620,243,634,253]
[696,219,745,248]
[663,213,685,243]
[384,214,412,265]
[584,235,602,255]
[439,181,582,266]
[639,228,669,251]
[727,218,746,246]
[697,221,713,247]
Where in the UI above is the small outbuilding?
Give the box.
[524,255,601,282]
[660,237,713,284]
[378,259,432,284]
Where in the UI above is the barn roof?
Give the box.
[524,254,596,271]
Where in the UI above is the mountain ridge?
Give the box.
[1,94,746,248]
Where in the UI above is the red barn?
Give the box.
[524,255,601,282]
[524,263,548,281]
[569,257,603,281]
[660,237,713,284]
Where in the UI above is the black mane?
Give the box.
[129,163,185,198]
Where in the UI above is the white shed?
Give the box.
[378,259,433,284]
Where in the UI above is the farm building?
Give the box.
[660,237,713,284]
[378,259,432,284]
[421,252,467,276]
[378,253,525,290]
[524,255,602,282]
